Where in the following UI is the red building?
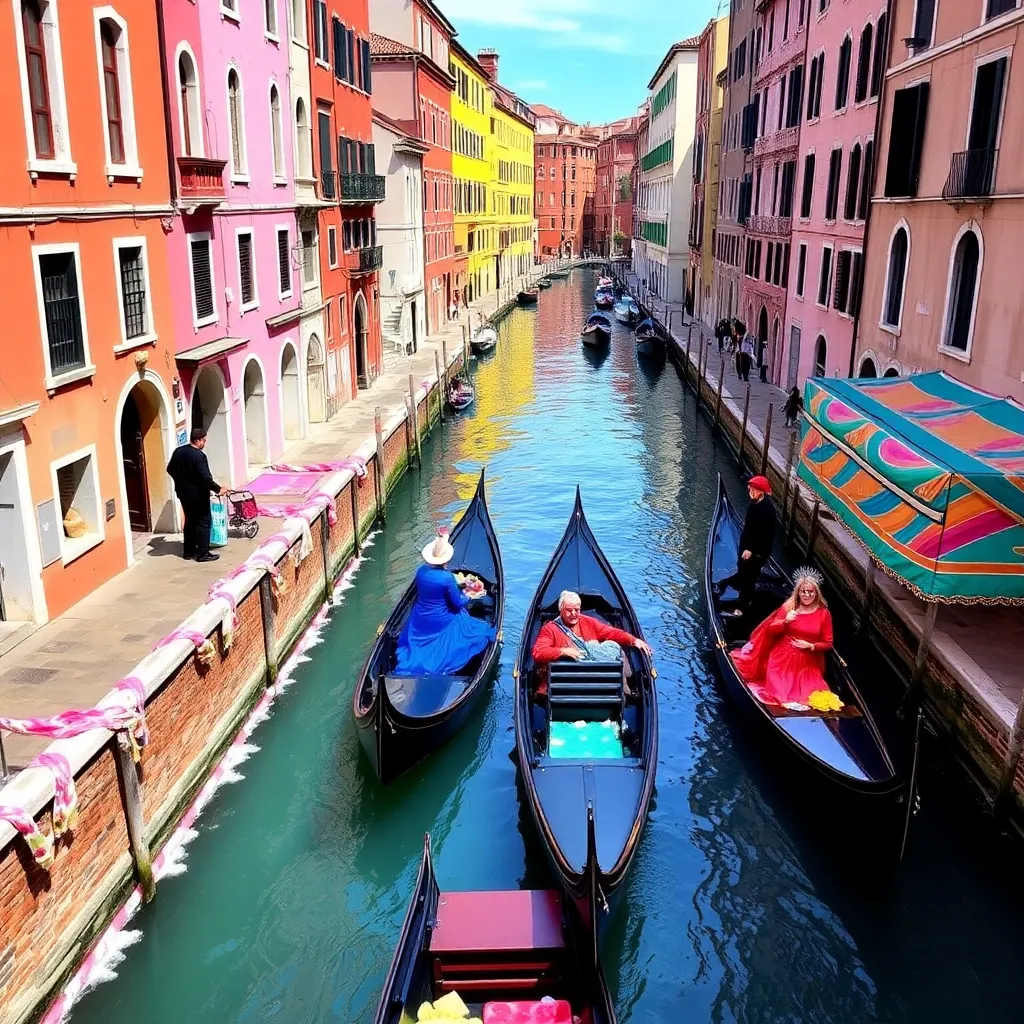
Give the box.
[310,0,384,399]
[594,117,641,258]
[370,0,460,333]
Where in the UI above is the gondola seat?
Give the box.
[548,661,624,718]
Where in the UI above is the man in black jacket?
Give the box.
[166,428,228,562]
[716,475,776,616]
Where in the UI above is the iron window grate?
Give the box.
[39,252,85,373]
[118,246,147,338]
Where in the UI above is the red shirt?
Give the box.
[532,614,637,668]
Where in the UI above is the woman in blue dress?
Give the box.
[395,529,496,675]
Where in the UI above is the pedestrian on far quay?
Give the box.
[739,332,755,382]
[785,387,804,429]
[715,318,731,354]
[166,428,229,563]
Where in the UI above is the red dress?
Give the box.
[730,606,834,706]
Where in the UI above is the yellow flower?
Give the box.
[807,689,844,713]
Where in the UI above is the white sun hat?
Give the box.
[421,530,455,566]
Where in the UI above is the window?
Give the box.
[291,0,306,43]
[188,233,216,326]
[844,143,862,219]
[52,447,104,563]
[227,68,247,177]
[177,48,202,156]
[269,84,285,180]
[871,13,886,97]
[813,335,827,377]
[817,244,833,306]
[910,0,935,49]
[824,148,842,220]
[965,57,1007,195]
[943,228,981,353]
[36,246,89,379]
[881,225,909,329]
[786,64,804,128]
[779,160,796,217]
[237,230,257,310]
[265,0,278,37]
[313,0,328,62]
[114,239,154,346]
[94,12,140,174]
[327,226,337,267]
[277,227,292,297]
[22,0,55,159]
[221,0,239,18]
[858,140,874,219]
[833,249,855,314]
[884,83,929,197]
[795,242,807,298]
[99,21,124,163]
[301,229,317,286]
[295,98,311,178]
[800,152,815,217]
[835,36,851,110]
[806,54,824,120]
[806,56,818,121]
[855,24,873,104]
[987,0,1017,19]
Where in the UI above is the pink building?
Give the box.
[855,0,1024,399]
[782,1,888,388]
[161,0,301,488]
[740,0,807,381]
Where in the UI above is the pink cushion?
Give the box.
[482,1000,573,1024]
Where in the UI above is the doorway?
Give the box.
[280,343,302,441]
[787,325,802,390]
[306,335,326,423]
[354,293,368,389]
[191,366,232,484]
[410,299,418,354]
[243,359,268,467]
[0,450,34,621]
[120,389,151,532]
[757,306,769,377]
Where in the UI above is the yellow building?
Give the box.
[449,41,495,304]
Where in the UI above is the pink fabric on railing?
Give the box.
[32,753,77,836]
[269,456,367,481]
[154,628,216,667]
[0,804,53,868]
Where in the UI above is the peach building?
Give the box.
[856,0,1024,398]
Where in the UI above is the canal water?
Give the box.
[72,270,1024,1024]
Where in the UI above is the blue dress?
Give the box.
[395,565,495,675]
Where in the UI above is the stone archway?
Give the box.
[280,343,302,441]
[354,292,369,389]
[190,365,231,486]
[242,358,269,468]
[859,356,878,378]
[883,366,900,378]
[307,335,326,423]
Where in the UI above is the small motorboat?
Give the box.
[352,471,504,783]
[594,289,614,310]
[549,269,570,279]
[447,374,475,412]
[613,297,640,324]
[517,289,539,305]
[514,489,657,965]
[634,317,662,356]
[374,834,617,1024]
[470,325,498,355]
[581,312,611,346]
[598,276,613,287]
[537,278,552,289]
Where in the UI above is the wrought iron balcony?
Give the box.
[746,214,793,237]
[344,244,383,274]
[753,126,800,160]
[942,149,998,202]
[318,170,337,201]
[177,156,227,202]
[340,172,386,204]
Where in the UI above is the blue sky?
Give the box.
[436,0,727,125]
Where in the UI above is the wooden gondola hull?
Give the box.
[581,327,610,346]
[635,337,661,356]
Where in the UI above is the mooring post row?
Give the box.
[114,735,156,904]
[374,406,387,524]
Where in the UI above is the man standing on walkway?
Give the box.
[739,332,755,382]
[167,428,228,563]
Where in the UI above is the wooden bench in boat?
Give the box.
[547,660,624,716]
[429,889,566,995]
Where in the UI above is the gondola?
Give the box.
[634,318,661,356]
[549,269,570,279]
[537,277,552,289]
[470,325,498,355]
[705,476,920,852]
[517,289,539,305]
[597,276,613,288]
[514,489,658,965]
[446,375,475,412]
[374,834,617,1024]
[580,312,611,347]
[353,470,504,783]
[594,290,614,310]
[613,297,640,324]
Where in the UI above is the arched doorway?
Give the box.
[757,306,769,380]
[770,316,780,385]
[191,366,231,485]
[354,293,369,389]
[280,343,302,441]
[813,335,827,377]
[118,381,171,534]
[307,335,326,423]
[859,357,878,378]
[242,359,268,467]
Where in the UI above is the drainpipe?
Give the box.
[849,10,896,379]
[154,0,179,207]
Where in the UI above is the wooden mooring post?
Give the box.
[713,359,725,433]
[258,575,278,684]
[440,338,449,413]
[374,407,387,523]
[900,601,940,718]
[781,431,798,513]
[114,736,156,903]
[462,323,471,369]
[320,514,332,602]
[684,332,693,392]
[759,403,774,476]
[349,478,361,557]
[434,350,444,425]
[805,497,821,561]
[407,374,422,467]
[738,385,751,468]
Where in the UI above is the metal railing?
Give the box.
[346,244,383,274]
[318,169,337,201]
[746,214,793,237]
[340,172,386,203]
[942,148,997,202]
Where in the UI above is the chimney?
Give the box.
[477,48,499,81]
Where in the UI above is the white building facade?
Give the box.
[633,39,699,307]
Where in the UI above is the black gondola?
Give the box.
[537,278,552,289]
[447,375,475,412]
[517,289,539,305]
[634,318,661,356]
[353,471,504,783]
[581,313,611,347]
[374,835,617,1024]
[705,476,918,844]
[514,489,657,965]
[470,326,498,355]
[594,290,614,310]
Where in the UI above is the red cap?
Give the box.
[748,475,772,496]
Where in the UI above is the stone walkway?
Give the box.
[0,269,562,772]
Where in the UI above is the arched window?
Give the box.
[883,366,899,378]
[882,225,909,329]
[871,12,887,98]
[858,139,874,220]
[858,357,878,378]
[943,228,981,353]
[855,23,873,103]
[814,335,827,377]
[177,49,202,156]
[295,97,311,178]
[227,68,246,176]
[23,0,54,158]
[835,36,852,110]
[100,21,125,163]
[270,83,284,179]
[845,143,862,220]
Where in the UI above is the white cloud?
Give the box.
[437,0,598,35]
[516,79,549,92]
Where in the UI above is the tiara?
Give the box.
[793,566,825,588]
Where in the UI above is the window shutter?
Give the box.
[362,38,371,93]
[238,234,254,305]
[851,251,863,316]
[346,29,355,86]
[191,238,214,320]
[367,142,376,175]
[332,20,342,79]
[833,250,850,312]
[907,83,929,196]
[885,85,929,197]
[277,230,290,294]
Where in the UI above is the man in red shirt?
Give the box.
[532,591,652,694]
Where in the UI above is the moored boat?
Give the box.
[447,375,475,412]
[374,834,617,1024]
[517,289,539,305]
[580,312,611,346]
[470,326,498,355]
[353,471,504,783]
[594,289,614,310]
[705,475,919,855]
[613,297,640,324]
[537,278,552,289]
[634,318,661,355]
[597,276,613,287]
[549,269,570,279]
[514,489,658,962]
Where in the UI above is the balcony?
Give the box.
[753,125,800,161]
[318,170,337,202]
[943,149,998,203]
[344,245,383,275]
[746,214,792,237]
[340,172,386,204]
[753,24,806,85]
[177,157,227,203]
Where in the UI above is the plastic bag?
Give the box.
[210,497,228,548]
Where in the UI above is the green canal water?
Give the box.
[72,270,1024,1023]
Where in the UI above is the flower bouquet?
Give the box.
[454,572,486,599]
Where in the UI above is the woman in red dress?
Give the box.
[730,567,835,711]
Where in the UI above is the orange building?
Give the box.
[1,0,176,623]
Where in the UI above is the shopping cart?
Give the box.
[227,490,260,539]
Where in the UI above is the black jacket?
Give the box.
[739,495,776,561]
[167,444,221,506]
